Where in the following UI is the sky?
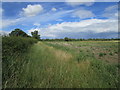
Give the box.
[0,1,119,39]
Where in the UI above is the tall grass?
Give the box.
[2,40,119,88]
[45,41,119,88]
[2,36,37,88]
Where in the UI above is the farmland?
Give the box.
[2,40,119,88]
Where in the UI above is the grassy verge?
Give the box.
[2,40,119,88]
[2,36,37,88]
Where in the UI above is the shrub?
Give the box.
[99,53,106,57]
[2,36,37,53]
[64,37,69,41]
[2,36,38,87]
[109,52,113,56]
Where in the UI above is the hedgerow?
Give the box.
[2,36,38,87]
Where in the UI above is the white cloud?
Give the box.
[0,8,3,14]
[27,19,118,38]
[0,8,3,29]
[2,18,25,28]
[2,10,73,28]
[21,4,43,17]
[0,8,3,21]
[2,4,43,28]
[56,19,63,21]
[33,23,41,27]
[0,30,10,36]
[51,8,57,11]
[105,5,118,12]
[103,5,118,19]
[73,9,95,19]
[27,28,41,35]
[115,13,118,17]
[66,0,95,6]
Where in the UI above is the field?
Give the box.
[2,40,120,88]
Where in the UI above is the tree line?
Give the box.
[6,28,40,40]
[2,28,120,41]
[42,38,120,41]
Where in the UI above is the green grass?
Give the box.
[2,36,38,88]
[3,41,119,88]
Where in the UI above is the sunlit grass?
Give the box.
[2,40,119,88]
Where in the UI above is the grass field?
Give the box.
[3,41,120,88]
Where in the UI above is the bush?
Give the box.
[99,53,106,57]
[2,36,38,87]
[2,36,37,53]
[109,52,113,56]
[64,37,69,41]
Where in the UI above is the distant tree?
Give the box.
[31,30,40,40]
[64,37,69,41]
[9,28,29,37]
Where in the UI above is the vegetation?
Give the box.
[64,37,69,41]
[2,28,120,88]
[42,38,120,41]
[9,28,30,37]
[2,39,119,88]
[31,30,40,40]
[2,29,38,88]
[2,36,38,88]
[99,53,107,57]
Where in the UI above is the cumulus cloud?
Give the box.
[73,9,95,19]
[51,8,57,11]
[2,5,43,28]
[21,4,43,17]
[27,19,118,38]
[66,0,95,6]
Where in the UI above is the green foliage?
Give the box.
[42,38,120,41]
[64,37,69,41]
[9,28,30,37]
[2,36,37,53]
[2,36,38,88]
[31,31,40,40]
[99,53,107,57]
[109,52,113,55]
[2,40,119,88]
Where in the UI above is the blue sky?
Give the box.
[1,2,119,39]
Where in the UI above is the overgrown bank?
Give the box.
[2,36,38,88]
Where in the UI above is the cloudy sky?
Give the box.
[1,2,119,39]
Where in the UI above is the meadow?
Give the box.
[2,38,120,88]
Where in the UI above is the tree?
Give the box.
[31,30,40,40]
[64,37,69,41]
[9,28,29,37]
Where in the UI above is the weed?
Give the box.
[99,53,106,57]
[109,52,113,56]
